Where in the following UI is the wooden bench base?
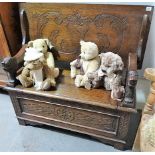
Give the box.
[5,70,141,150]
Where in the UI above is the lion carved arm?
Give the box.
[1,45,27,87]
[124,53,138,108]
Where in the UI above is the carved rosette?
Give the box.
[56,108,75,121]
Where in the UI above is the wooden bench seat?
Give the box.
[7,70,135,112]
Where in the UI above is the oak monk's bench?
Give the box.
[2,3,154,150]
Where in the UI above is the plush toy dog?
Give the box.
[17,48,52,90]
[27,39,59,87]
[87,52,125,101]
[70,40,100,88]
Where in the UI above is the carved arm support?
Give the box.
[1,45,27,87]
[124,53,138,108]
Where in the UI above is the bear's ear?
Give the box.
[24,61,29,66]
[27,41,33,47]
[117,60,124,71]
[44,39,54,49]
[80,40,85,46]
[99,53,104,58]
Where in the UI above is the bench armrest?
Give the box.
[128,53,137,71]
[1,45,27,87]
[123,53,138,108]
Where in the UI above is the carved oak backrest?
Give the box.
[19,3,153,68]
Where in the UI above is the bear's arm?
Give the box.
[70,59,82,68]
[46,52,55,69]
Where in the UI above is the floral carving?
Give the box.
[28,10,128,55]
[64,12,93,26]
[94,14,127,31]
[56,108,75,121]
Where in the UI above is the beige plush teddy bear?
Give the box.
[27,39,59,87]
[70,40,100,88]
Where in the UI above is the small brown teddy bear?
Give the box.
[17,59,51,90]
[87,52,125,101]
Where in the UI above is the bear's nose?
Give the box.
[102,69,106,73]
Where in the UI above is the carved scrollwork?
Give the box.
[117,112,130,139]
[33,11,62,37]
[50,30,60,44]
[94,15,127,31]
[28,10,128,55]
[94,14,127,53]
[64,12,93,26]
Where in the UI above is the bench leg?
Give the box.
[114,143,125,150]
[93,136,126,150]
[18,119,27,126]
[18,119,41,126]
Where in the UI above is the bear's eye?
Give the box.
[42,45,45,48]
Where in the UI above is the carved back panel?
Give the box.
[19,3,153,68]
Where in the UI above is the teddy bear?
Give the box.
[70,40,100,88]
[16,62,33,88]
[27,38,59,87]
[17,47,52,90]
[87,52,125,101]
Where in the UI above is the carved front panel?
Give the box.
[18,98,120,135]
[19,3,148,64]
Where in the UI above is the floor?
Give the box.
[0,78,150,152]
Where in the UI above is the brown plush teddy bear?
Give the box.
[87,52,125,101]
[16,63,34,88]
